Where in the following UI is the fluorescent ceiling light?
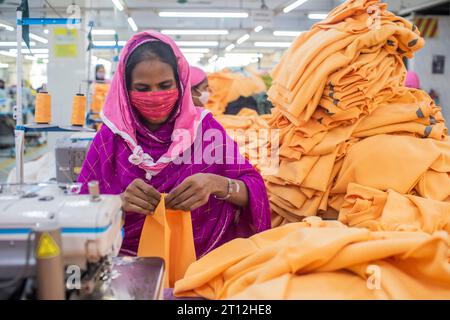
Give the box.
[127,17,138,32]
[0,41,36,47]
[93,41,118,46]
[254,42,292,48]
[43,29,49,34]
[0,23,14,31]
[283,0,309,14]
[254,26,263,33]
[225,53,263,58]
[225,44,235,52]
[29,33,48,44]
[180,48,210,53]
[209,54,218,63]
[159,11,249,18]
[308,13,328,20]
[0,63,9,68]
[0,50,17,57]
[176,41,218,47]
[9,48,49,54]
[24,55,38,61]
[111,0,124,11]
[236,34,250,45]
[161,29,228,35]
[273,30,303,37]
[92,29,116,35]
[34,54,49,59]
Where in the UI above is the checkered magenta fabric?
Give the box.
[78,113,271,258]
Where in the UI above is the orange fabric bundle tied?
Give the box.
[35,92,52,124]
[137,194,196,288]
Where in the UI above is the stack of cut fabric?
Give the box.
[174,217,450,299]
[215,111,273,173]
[207,69,267,116]
[265,0,449,228]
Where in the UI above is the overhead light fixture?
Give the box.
[283,0,309,14]
[273,30,303,37]
[0,23,14,31]
[0,50,17,57]
[209,54,218,63]
[180,48,210,53]
[34,53,49,59]
[118,41,127,46]
[159,11,249,18]
[308,13,327,20]
[161,29,228,35]
[0,41,36,47]
[24,55,38,61]
[111,0,124,11]
[254,42,292,48]
[236,34,250,45]
[29,33,48,44]
[225,44,235,52]
[176,41,219,47]
[0,63,9,68]
[92,29,117,35]
[43,29,49,34]
[225,53,263,58]
[127,17,138,32]
[9,48,49,54]
[93,41,118,46]
[254,26,264,33]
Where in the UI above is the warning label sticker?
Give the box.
[36,232,60,259]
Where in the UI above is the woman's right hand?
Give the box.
[121,179,161,215]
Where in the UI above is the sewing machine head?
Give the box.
[0,183,124,299]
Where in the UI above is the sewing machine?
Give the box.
[55,133,96,183]
[0,183,164,300]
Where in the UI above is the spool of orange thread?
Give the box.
[71,93,87,126]
[35,92,52,124]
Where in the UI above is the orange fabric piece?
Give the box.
[137,194,196,288]
[339,183,450,235]
[174,217,450,300]
[206,69,266,115]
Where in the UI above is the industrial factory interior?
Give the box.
[0,0,449,305]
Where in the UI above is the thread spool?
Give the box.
[71,93,87,126]
[35,92,52,124]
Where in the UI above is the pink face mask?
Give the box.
[129,88,179,122]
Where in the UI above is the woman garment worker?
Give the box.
[190,66,210,107]
[77,31,271,258]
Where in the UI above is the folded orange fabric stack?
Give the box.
[264,0,449,227]
[206,69,267,115]
[214,112,274,172]
[174,217,450,299]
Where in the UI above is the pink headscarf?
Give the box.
[190,66,207,87]
[101,31,209,180]
[405,71,420,89]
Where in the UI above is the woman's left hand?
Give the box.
[166,173,226,211]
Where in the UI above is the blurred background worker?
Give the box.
[190,66,210,107]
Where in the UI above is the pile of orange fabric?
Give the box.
[264,0,449,228]
[215,111,274,173]
[207,69,267,115]
[174,217,450,299]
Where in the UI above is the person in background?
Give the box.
[190,66,210,107]
[95,64,107,82]
[78,31,271,258]
[0,79,7,111]
[405,70,420,89]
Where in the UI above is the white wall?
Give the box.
[413,15,450,122]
